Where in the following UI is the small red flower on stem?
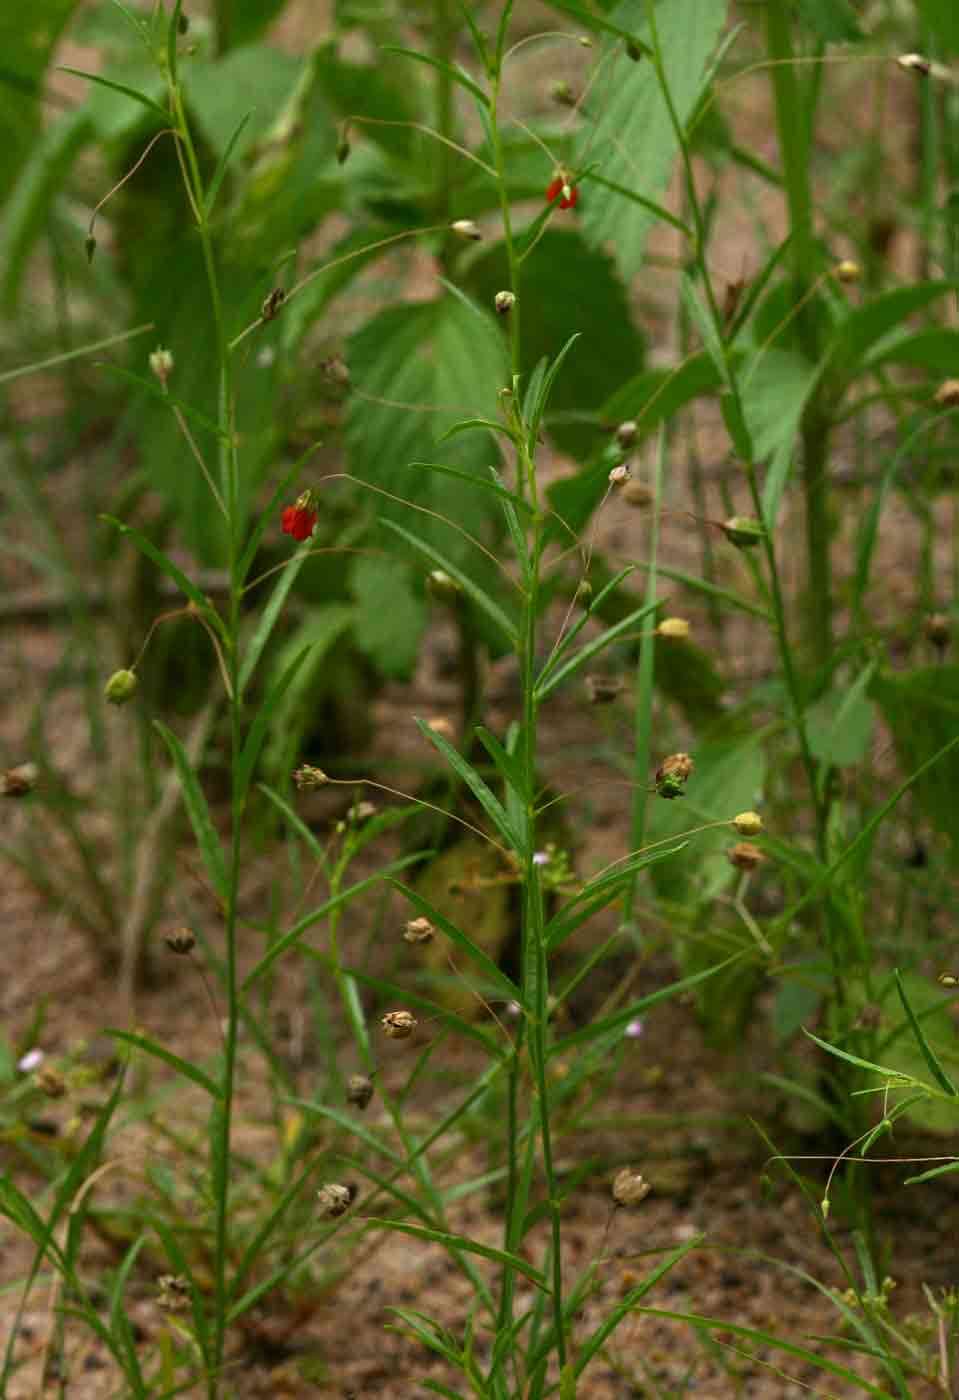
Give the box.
[281,490,318,542]
[546,174,579,210]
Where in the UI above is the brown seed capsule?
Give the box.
[834,259,861,285]
[165,926,196,956]
[586,674,623,705]
[403,916,435,945]
[293,764,330,790]
[317,1182,357,1218]
[897,52,931,76]
[608,463,631,486]
[381,1010,417,1039]
[934,380,959,408]
[612,1167,651,1207]
[37,1066,67,1099]
[0,763,37,797]
[656,617,690,640]
[346,1073,375,1109]
[728,841,764,872]
[621,479,653,509]
[261,287,286,321]
[924,612,951,650]
[320,354,350,387]
[655,752,694,799]
[732,811,763,837]
[615,420,638,449]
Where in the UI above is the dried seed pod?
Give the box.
[654,752,694,799]
[494,290,516,316]
[346,1073,375,1110]
[721,516,764,549]
[615,419,638,449]
[586,674,623,705]
[608,463,631,486]
[165,926,196,956]
[0,763,37,797]
[924,612,951,651]
[104,669,138,705]
[732,811,763,837]
[612,1167,651,1206]
[403,916,435,945]
[157,1274,190,1311]
[261,287,286,321]
[834,259,861,285]
[381,1010,417,1039]
[317,1182,357,1218]
[934,380,959,408]
[728,840,764,872]
[656,617,690,640]
[293,764,329,790]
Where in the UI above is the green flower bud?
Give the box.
[104,669,137,705]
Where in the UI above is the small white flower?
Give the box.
[18,1049,44,1073]
[624,1018,644,1039]
[532,850,550,867]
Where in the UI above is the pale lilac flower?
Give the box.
[532,851,550,867]
[624,1018,644,1039]
[18,1048,44,1072]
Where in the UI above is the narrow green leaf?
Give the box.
[545,843,687,950]
[57,65,169,120]
[415,716,523,852]
[411,460,532,515]
[153,719,228,901]
[238,541,313,695]
[236,645,314,801]
[803,1030,913,1083]
[894,969,958,1097]
[108,1030,221,1098]
[535,598,661,701]
[363,1219,548,1289]
[389,878,522,1002]
[383,520,519,646]
[380,45,489,107]
[0,322,153,387]
[203,110,252,215]
[574,1237,702,1376]
[103,518,228,643]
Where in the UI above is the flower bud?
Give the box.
[938,972,958,988]
[494,290,515,316]
[381,1010,417,1039]
[403,916,435,945]
[165,926,196,956]
[427,570,462,603]
[728,840,764,871]
[85,235,97,264]
[451,219,481,241]
[615,420,637,449]
[346,1073,375,1109]
[293,764,329,790]
[336,130,351,164]
[897,52,931,76]
[834,260,861,285]
[732,811,763,836]
[0,763,37,798]
[317,1182,357,1218]
[721,516,764,549]
[612,1167,651,1206]
[655,752,693,798]
[149,346,174,385]
[656,617,690,640]
[586,674,623,705]
[934,380,959,408]
[104,669,138,705]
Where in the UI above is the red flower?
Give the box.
[281,492,318,542]
[546,175,578,210]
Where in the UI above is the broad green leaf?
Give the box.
[825,282,958,382]
[346,294,510,575]
[863,327,959,376]
[806,665,875,776]
[186,45,304,163]
[0,1,83,201]
[871,666,959,854]
[740,348,818,525]
[578,0,728,280]
[154,719,228,902]
[465,231,644,459]
[352,556,427,679]
[108,1030,221,1098]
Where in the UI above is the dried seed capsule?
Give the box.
[612,1167,651,1206]
[654,752,694,799]
[728,841,764,871]
[403,916,435,945]
[346,1073,375,1109]
[104,669,137,705]
[451,219,482,241]
[317,1182,357,1217]
[934,380,959,408]
[656,617,690,640]
[608,463,631,486]
[165,926,196,956]
[721,516,764,549]
[157,1274,190,1311]
[834,260,861,285]
[261,287,286,321]
[0,763,37,797]
[293,764,329,790]
[381,1010,417,1039]
[494,290,515,316]
[732,811,763,837]
[615,420,638,449]
[586,674,623,705]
